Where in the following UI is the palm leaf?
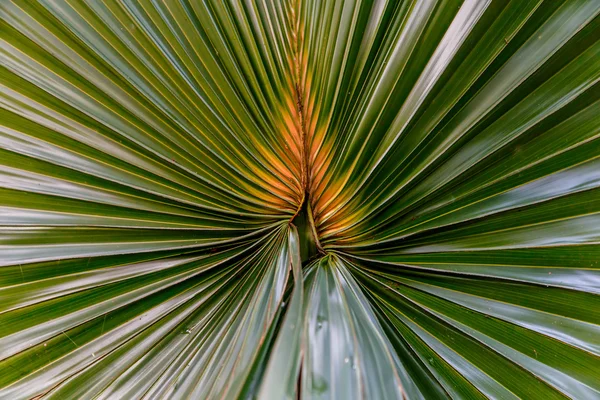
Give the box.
[1,0,600,398]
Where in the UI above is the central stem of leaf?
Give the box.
[291,195,322,262]
[292,82,322,260]
[289,0,322,262]
[295,82,309,195]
